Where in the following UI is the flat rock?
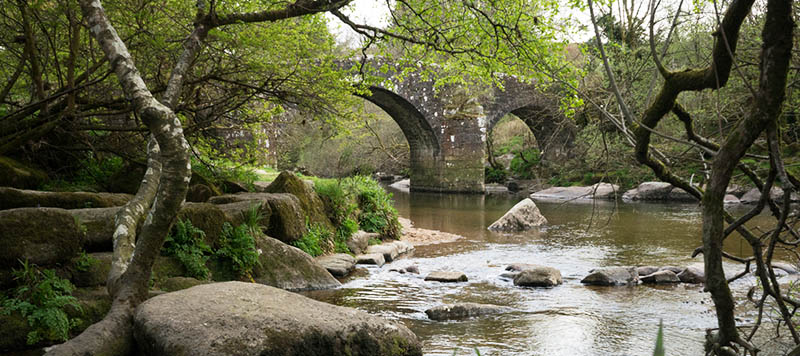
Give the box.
[636,266,660,277]
[581,267,638,286]
[366,243,400,262]
[622,182,674,201]
[772,262,798,275]
[505,263,538,272]
[530,183,618,201]
[425,271,468,283]
[659,266,684,274]
[640,270,681,284]
[677,266,705,284]
[315,253,357,277]
[487,198,547,232]
[723,194,741,204]
[0,187,131,210]
[484,184,509,195]
[389,179,410,192]
[347,230,379,255]
[356,253,385,267]
[69,207,120,251]
[425,303,512,321]
[513,267,562,287]
[134,282,422,356]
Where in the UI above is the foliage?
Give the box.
[344,176,402,239]
[653,320,665,356]
[484,167,507,184]
[292,223,331,257]
[1,261,82,345]
[74,251,98,273]
[190,154,259,192]
[40,155,124,192]
[215,222,261,278]
[509,148,541,180]
[162,219,211,280]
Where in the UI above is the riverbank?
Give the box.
[399,217,464,246]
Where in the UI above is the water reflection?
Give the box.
[308,188,788,355]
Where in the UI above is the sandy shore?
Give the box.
[398,217,464,246]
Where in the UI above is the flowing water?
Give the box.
[306,188,793,356]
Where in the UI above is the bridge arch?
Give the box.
[356,87,445,192]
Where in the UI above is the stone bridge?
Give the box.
[345,60,576,193]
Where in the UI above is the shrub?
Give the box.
[74,251,98,272]
[215,222,261,278]
[292,223,331,257]
[484,166,507,183]
[162,219,211,280]
[509,148,540,179]
[1,261,82,345]
[344,176,401,239]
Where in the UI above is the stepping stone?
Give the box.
[424,271,468,283]
[315,253,357,277]
[356,253,385,267]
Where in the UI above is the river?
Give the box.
[306,188,790,356]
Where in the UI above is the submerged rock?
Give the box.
[487,198,547,232]
[513,267,562,287]
[425,303,512,321]
[581,267,638,286]
[134,282,422,356]
[530,183,619,201]
[640,270,681,284]
[636,266,660,277]
[425,271,468,283]
[315,253,357,277]
[677,267,705,284]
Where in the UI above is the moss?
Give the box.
[0,188,131,210]
[160,277,207,292]
[0,310,30,351]
[0,156,47,189]
[0,208,84,268]
[265,171,334,231]
[151,256,187,286]
[176,203,227,248]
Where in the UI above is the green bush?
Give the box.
[293,223,331,257]
[509,148,540,179]
[344,176,401,239]
[162,219,211,280]
[74,251,98,272]
[1,261,82,345]
[215,222,261,278]
[484,166,507,183]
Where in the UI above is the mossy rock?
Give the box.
[151,255,188,285]
[160,277,208,292]
[0,208,84,268]
[265,171,334,231]
[208,193,306,243]
[69,207,120,252]
[68,287,113,334]
[177,203,227,248]
[0,187,132,210]
[0,156,47,190]
[68,252,112,288]
[251,234,339,291]
[216,200,271,232]
[0,309,29,351]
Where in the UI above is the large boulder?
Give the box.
[216,200,271,229]
[315,253,357,277]
[250,235,340,291]
[425,303,512,321]
[530,183,619,201]
[739,187,798,204]
[0,208,83,268]
[264,171,333,230]
[209,193,307,243]
[69,207,120,251]
[0,156,47,189]
[0,187,131,210]
[177,203,228,247]
[133,282,422,356]
[621,182,674,201]
[513,267,563,287]
[487,198,547,232]
[581,267,638,286]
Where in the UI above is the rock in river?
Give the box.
[581,267,638,286]
[513,267,563,287]
[425,271,468,283]
[677,266,705,284]
[134,282,422,356]
[640,270,681,284]
[356,253,386,267]
[487,198,547,232]
[315,253,356,277]
[425,303,512,321]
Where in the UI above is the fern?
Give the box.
[163,219,211,279]
[215,222,261,277]
[1,261,82,345]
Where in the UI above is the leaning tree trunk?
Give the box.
[45,0,191,354]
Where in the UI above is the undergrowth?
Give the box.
[1,261,82,345]
[315,175,401,240]
[163,219,211,279]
